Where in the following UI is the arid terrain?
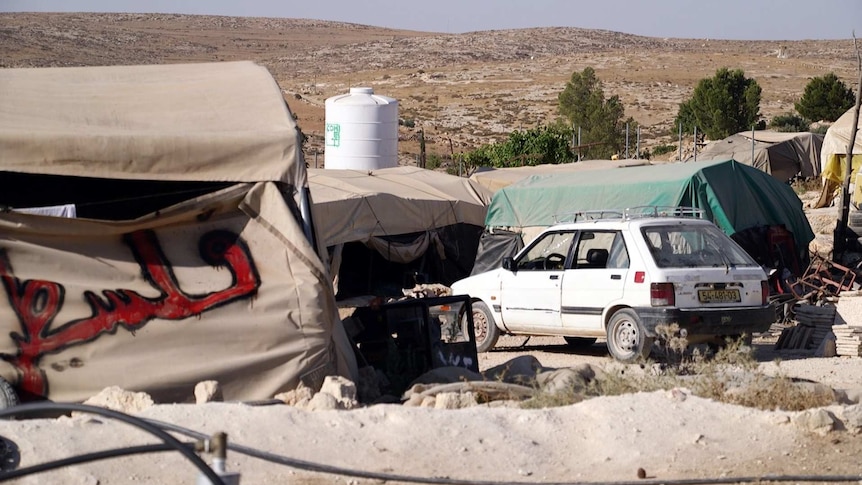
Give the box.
[3,13,862,484]
[2,12,859,166]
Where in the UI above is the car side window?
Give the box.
[606,232,630,269]
[573,231,626,269]
[515,231,574,271]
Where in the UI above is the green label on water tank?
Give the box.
[325,123,340,147]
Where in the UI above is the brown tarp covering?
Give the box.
[0,61,304,185]
[0,62,356,402]
[308,166,493,248]
[691,131,823,182]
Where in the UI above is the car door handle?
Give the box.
[610,274,621,280]
[549,275,560,280]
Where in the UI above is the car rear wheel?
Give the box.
[465,301,500,352]
[563,336,597,349]
[0,377,19,409]
[606,309,653,363]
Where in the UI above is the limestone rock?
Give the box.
[305,391,339,411]
[434,391,478,409]
[840,404,862,433]
[320,375,359,409]
[81,386,154,415]
[275,384,314,407]
[194,380,222,404]
[794,408,837,435]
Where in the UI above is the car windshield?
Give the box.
[642,224,758,268]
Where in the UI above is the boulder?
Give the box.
[194,380,222,404]
[794,408,837,435]
[81,386,154,415]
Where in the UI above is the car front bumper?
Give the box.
[634,305,776,338]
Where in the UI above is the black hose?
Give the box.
[145,417,862,485]
[0,403,225,485]
[0,443,186,481]
[2,403,860,485]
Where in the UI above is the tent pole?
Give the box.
[751,125,755,164]
[625,123,630,159]
[835,37,862,257]
[578,127,582,162]
[694,126,698,162]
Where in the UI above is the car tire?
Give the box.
[563,336,597,349]
[0,377,19,410]
[849,210,862,230]
[466,301,500,353]
[606,308,654,363]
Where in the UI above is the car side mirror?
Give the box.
[502,257,515,271]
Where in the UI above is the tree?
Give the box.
[675,68,762,140]
[795,72,855,122]
[558,67,630,159]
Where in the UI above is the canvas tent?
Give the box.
[690,131,823,183]
[469,159,651,193]
[821,107,862,186]
[482,159,814,272]
[0,61,357,403]
[308,167,493,298]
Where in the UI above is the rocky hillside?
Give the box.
[2,12,858,162]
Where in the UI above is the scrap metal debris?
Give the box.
[773,254,862,352]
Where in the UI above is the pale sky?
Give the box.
[2,0,860,40]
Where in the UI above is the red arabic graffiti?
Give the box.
[0,229,260,398]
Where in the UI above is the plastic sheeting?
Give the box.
[485,159,814,260]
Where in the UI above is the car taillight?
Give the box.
[650,282,675,306]
[761,280,769,305]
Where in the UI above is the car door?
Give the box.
[560,230,629,331]
[500,230,575,332]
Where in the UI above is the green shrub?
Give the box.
[652,144,677,156]
[425,153,442,170]
[769,113,810,132]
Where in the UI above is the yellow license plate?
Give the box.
[698,289,740,303]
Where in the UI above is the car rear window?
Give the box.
[642,224,758,268]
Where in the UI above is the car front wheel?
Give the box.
[606,309,653,363]
[465,301,500,352]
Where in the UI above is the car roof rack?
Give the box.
[624,206,705,220]
[553,206,705,223]
[553,210,624,223]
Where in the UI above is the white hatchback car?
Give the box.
[451,208,775,362]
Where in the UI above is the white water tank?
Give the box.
[324,87,398,170]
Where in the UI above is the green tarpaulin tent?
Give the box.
[485,159,814,255]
